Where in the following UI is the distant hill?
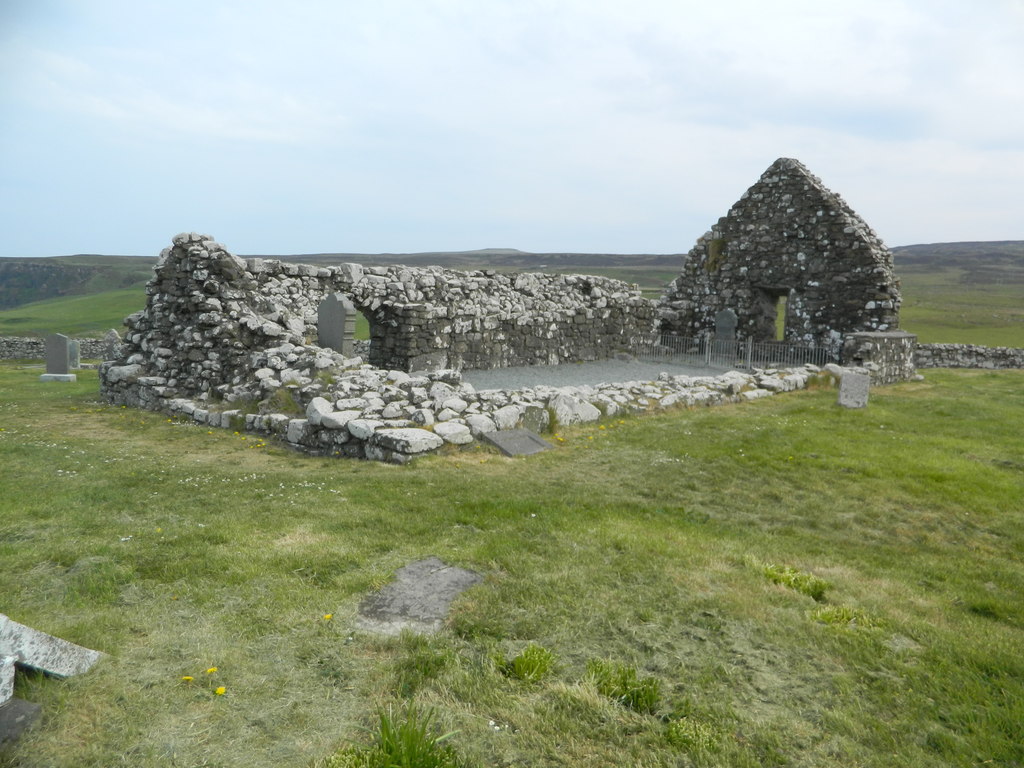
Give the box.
[1,241,1021,311]
[0,255,153,310]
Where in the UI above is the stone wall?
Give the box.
[915,343,1024,369]
[841,331,918,385]
[122,233,655,388]
[658,158,901,358]
[0,337,109,360]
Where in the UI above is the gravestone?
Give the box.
[714,308,738,340]
[68,340,81,369]
[103,329,122,361]
[481,428,553,457]
[837,370,870,408]
[357,557,482,635]
[0,613,103,746]
[40,334,76,383]
[317,293,356,357]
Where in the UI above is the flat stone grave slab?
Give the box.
[481,428,553,457]
[357,557,482,635]
[838,370,870,408]
[0,698,42,747]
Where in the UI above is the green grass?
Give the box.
[0,288,146,337]
[898,265,1024,346]
[1,364,1021,767]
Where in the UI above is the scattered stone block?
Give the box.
[838,370,870,408]
[481,429,553,457]
[357,557,482,635]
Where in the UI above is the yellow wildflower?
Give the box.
[323,613,333,621]
[206,667,218,674]
[181,675,193,682]
[214,686,226,695]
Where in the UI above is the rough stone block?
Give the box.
[370,428,443,454]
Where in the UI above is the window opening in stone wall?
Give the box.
[753,287,789,341]
[775,295,787,341]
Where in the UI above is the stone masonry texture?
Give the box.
[657,158,901,358]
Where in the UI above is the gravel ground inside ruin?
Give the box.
[461,359,732,391]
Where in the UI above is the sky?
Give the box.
[1,0,1022,258]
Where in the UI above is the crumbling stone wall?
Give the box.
[658,158,901,357]
[915,343,1024,369]
[121,233,654,392]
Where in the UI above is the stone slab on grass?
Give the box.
[0,698,42,747]
[357,557,482,635]
[481,428,553,457]
[0,614,103,680]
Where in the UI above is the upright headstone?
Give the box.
[40,334,76,382]
[714,308,738,340]
[317,293,356,357]
[837,370,870,408]
[103,329,122,361]
[68,340,81,370]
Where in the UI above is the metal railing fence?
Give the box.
[630,334,836,371]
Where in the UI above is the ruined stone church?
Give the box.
[656,158,901,356]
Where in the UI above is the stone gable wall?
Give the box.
[658,158,901,357]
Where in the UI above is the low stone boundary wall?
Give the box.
[0,336,109,361]
[915,343,1024,369]
[101,351,836,464]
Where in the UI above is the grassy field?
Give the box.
[0,289,147,338]
[897,266,1024,346]
[1,364,1021,767]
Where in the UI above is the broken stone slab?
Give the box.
[481,428,553,457]
[357,557,482,635]
[0,613,104,683]
[0,656,13,703]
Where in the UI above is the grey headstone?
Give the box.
[0,698,42,747]
[519,405,550,434]
[838,371,870,408]
[0,613,104,680]
[103,328,122,361]
[714,308,738,340]
[357,557,482,635]
[68,340,81,369]
[45,334,71,375]
[317,293,356,357]
[481,428,553,457]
